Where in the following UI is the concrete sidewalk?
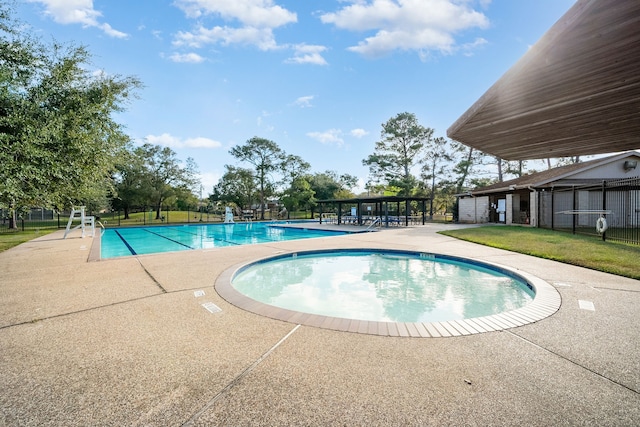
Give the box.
[0,224,638,426]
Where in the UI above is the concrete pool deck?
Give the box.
[1,223,638,426]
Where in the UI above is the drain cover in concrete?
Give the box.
[579,300,595,311]
[202,302,222,314]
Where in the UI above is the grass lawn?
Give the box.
[439,226,640,280]
[0,230,57,253]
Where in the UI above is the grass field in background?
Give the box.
[439,226,640,280]
[96,209,221,226]
[98,210,313,226]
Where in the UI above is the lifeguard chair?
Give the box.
[63,206,95,238]
[223,206,235,223]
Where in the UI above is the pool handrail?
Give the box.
[365,217,382,231]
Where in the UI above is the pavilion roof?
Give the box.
[447,0,640,160]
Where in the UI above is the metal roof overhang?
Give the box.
[446,0,640,161]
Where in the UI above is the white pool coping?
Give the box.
[215,249,562,338]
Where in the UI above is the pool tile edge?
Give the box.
[214,249,562,338]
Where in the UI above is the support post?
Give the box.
[551,191,555,230]
[602,181,607,241]
[572,186,576,234]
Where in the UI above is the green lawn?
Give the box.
[0,230,57,253]
[439,226,640,280]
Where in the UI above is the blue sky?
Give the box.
[17,0,577,194]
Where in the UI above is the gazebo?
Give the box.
[316,196,430,227]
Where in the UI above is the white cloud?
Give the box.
[293,95,314,108]
[461,37,488,56]
[174,26,279,51]
[199,171,222,192]
[29,0,128,38]
[306,127,368,145]
[173,2,330,64]
[184,137,223,148]
[354,177,367,194]
[145,133,222,149]
[99,22,128,39]
[145,133,181,147]
[168,52,206,63]
[350,128,369,138]
[320,0,489,58]
[307,129,344,146]
[173,0,296,51]
[286,44,328,65]
[256,111,276,131]
[174,0,297,27]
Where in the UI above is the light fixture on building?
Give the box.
[623,160,637,171]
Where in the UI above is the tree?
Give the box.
[450,143,477,194]
[281,154,310,185]
[111,147,151,219]
[491,157,527,182]
[430,180,458,218]
[420,137,454,219]
[279,154,313,217]
[281,176,315,216]
[137,144,199,219]
[333,173,358,199]
[0,6,141,227]
[504,160,527,178]
[172,186,200,213]
[305,171,357,216]
[112,144,199,219]
[230,137,286,220]
[212,165,257,210]
[308,171,357,201]
[363,112,433,196]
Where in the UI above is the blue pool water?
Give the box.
[231,249,535,323]
[100,222,347,259]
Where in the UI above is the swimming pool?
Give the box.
[99,222,348,259]
[217,249,561,337]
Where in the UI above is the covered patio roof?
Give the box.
[447,0,640,160]
[317,195,430,227]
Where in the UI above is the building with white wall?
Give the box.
[458,151,640,226]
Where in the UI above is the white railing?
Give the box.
[365,217,382,231]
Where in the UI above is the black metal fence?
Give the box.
[0,205,311,234]
[538,176,640,244]
[0,207,58,233]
